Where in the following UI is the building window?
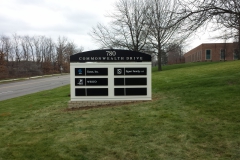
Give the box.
[220,49,225,60]
[234,49,239,60]
[206,50,211,60]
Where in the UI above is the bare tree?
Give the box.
[0,35,12,62]
[57,36,67,72]
[23,36,35,62]
[90,0,150,52]
[21,36,31,62]
[33,36,41,64]
[75,46,84,53]
[12,34,22,62]
[56,37,76,73]
[166,43,184,64]
[147,0,190,71]
[178,0,240,59]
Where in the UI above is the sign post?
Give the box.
[68,49,152,108]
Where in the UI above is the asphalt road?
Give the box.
[0,75,70,101]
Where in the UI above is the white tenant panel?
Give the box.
[70,62,151,101]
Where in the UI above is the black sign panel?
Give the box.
[75,78,85,86]
[114,78,124,85]
[114,88,147,96]
[75,68,85,76]
[87,88,108,96]
[75,88,108,96]
[75,88,86,96]
[70,49,151,62]
[114,78,147,85]
[125,68,147,75]
[114,68,124,75]
[86,78,108,86]
[86,68,108,75]
[125,78,147,85]
[114,88,125,96]
[126,88,147,95]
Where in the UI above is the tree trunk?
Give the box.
[238,24,240,60]
[158,46,162,71]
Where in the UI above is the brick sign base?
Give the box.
[68,100,147,109]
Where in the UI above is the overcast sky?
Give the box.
[0,0,225,52]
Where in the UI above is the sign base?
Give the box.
[68,100,149,109]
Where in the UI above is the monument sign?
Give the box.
[69,49,151,108]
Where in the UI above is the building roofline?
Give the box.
[184,42,237,55]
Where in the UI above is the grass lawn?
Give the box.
[0,61,240,159]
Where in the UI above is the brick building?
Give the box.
[184,43,239,63]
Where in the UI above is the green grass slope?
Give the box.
[0,61,240,160]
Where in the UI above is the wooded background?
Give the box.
[0,35,82,80]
